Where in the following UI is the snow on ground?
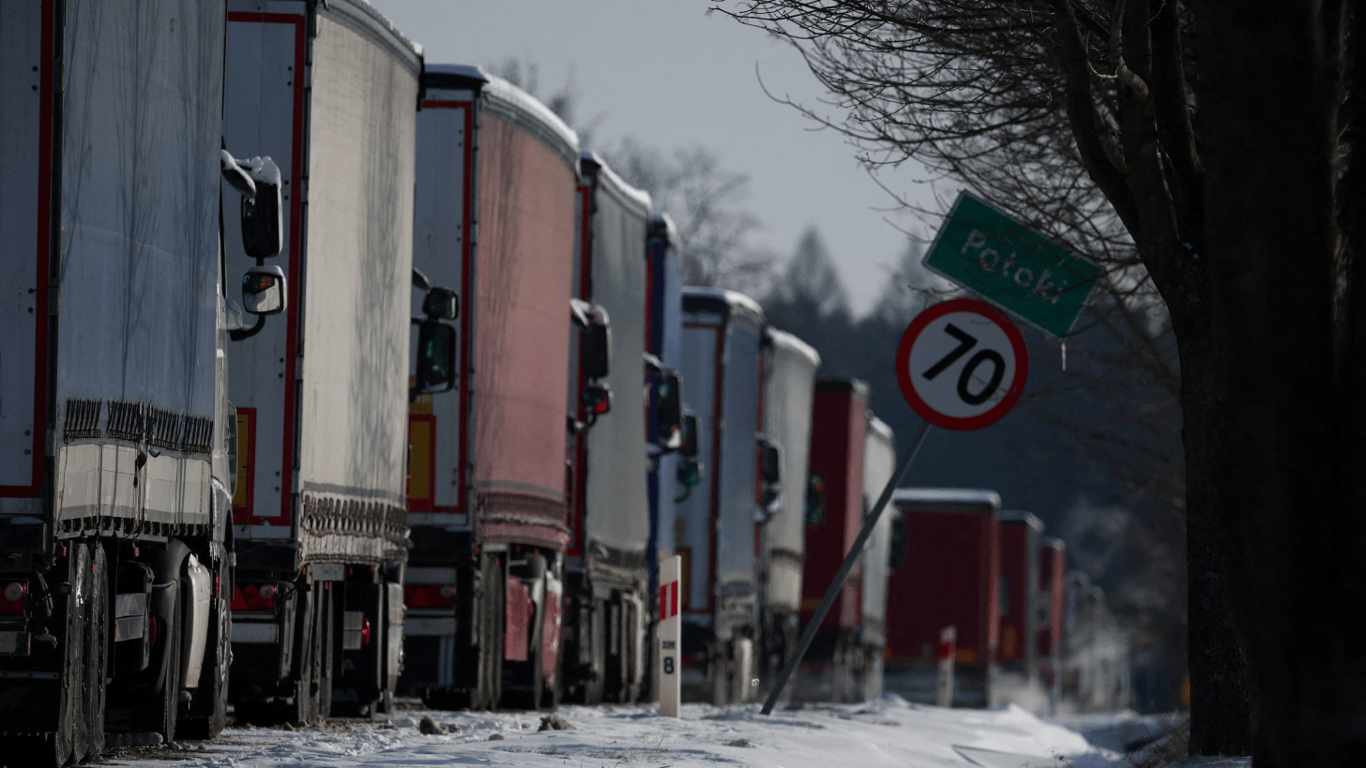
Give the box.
[93,696,1211,768]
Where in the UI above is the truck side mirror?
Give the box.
[680,412,699,458]
[581,320,611,381]
[415,320,456,395]
[805,473,826,526]
[242,266,286,315]
[650,368,683,451]
[238,156,283,259]
[677,457,702,488]
[422,286,459,320]
[757,436,782,511]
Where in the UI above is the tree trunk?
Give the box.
[1194,2,1366,764]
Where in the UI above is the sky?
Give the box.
[108,697,1205,767]
[366,0,945,317]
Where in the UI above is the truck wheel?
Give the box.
[291,592,321,726]
[155,581,186,745]
[79,543,110,761]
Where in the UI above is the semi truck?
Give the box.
[221,0,446,723]
[1038,536,1066,712]
[756,329,820,697]
[0,0,290,759]
[560,153,652,704]
[401,65,583,711]
[855,412,897,702]
[993,510,1043,706]
[886,488,1001,707]
[676,288,777,704]
[795,379,868,702]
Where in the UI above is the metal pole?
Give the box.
[760,419,934,714]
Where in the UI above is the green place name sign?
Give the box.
[923,191,1102,338]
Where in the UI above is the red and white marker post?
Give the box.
[658,554,681,717]
[936,625,957,708]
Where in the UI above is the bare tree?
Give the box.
[607,138,775,295]
[715,1,1366,762]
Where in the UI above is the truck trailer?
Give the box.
[794,379,868,702]
[756,329,819,697]
[676,288,776,704]
[222,0,436,723]
[993,510,1043,707]
[560,153,653,704]
[854,412,897,702]
[401,65,581,711]
[886,488,1001,707]
[0,0,288,759]
[1037,536,1066,712]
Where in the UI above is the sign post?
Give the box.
[923,190,1102,338]
[658,554,681,717]
[759,299,1029,715]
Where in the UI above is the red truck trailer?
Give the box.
[886,488,1001,707]
[794,379,868,702]
[994,511,1043,707]
[561,153,653,704]
[401,65,582,710]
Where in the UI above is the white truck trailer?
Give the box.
[0,1,290,761]
[757,328,820,697]
[220,0,449,723]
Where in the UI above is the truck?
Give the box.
[1037,536,1066,712]
[676,287,778,704]
[795,379,868,702]
[756,329,819,697]
[854,412,897,702]
[993,510,1043,707]
[885,488,1001,707]
[221,0,444,723]
[400,65,583,711]
[560,153,652,704]
[0,0,290,759]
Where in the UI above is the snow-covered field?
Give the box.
[97,698,1248,768]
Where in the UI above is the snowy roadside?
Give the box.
[94,697,1237,768]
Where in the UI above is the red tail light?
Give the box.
[361,617,372,646]
[231,583,277,612]
[0,583,25,615]
[404,584,455,609]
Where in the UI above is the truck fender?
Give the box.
[181,555,212,688]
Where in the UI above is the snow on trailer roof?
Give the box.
[1000,509,1045,531]
[866,412,894,443]
[650,212,679,247]
[817,377,869,398]
[764,327,821,369]
[893,487,1002,511]
[1042,535,1065,550]
[328,0,423,72]
[424,63,580,174]
[580,152,651,216]
[682,286,765,325]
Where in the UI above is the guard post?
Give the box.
[659,554,681,717]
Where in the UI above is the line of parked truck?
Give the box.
[0,2,1129,764]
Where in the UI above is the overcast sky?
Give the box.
[366,0,945,316]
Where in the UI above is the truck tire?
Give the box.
[79,543,109,761]
[290,591,321,726]
[180,575,230,738]
[155,581,186,745]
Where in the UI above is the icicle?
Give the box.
[1061,341,1067,372]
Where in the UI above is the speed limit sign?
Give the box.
[895,299,1028,430]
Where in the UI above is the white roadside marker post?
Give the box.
[659,554,681,717]
[936,625,957,708]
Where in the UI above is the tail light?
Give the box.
[0,583,25,615]
[231,583,278,612]
[404,584,456,609]
[361,617,372,646]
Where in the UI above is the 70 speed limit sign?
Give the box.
[895,299,1029,430]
